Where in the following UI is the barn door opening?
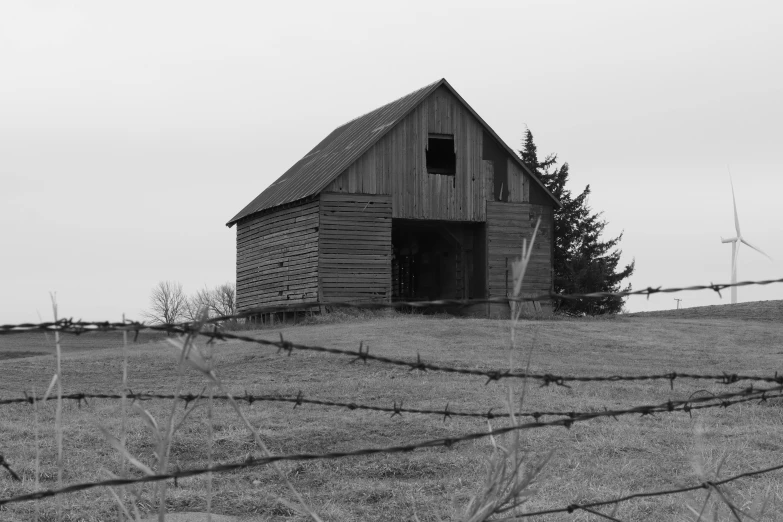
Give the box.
[391,220,486,303]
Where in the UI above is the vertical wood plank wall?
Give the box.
[319,193,392,303]
[325,86,530,220]
[486,201,553,303]
[506,158,529,203]
[235,199,320,311]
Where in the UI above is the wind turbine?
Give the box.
[721,174,772,304]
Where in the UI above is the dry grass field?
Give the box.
[1,309,783,521]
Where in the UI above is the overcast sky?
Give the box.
[2,0,781,323]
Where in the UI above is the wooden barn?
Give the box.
[226,79,561,317]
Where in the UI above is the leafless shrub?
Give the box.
[209,283,236,318]
[142,281,187,325]
[183,287,212,322]
[183,283,236,323]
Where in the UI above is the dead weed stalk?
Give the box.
[166,319,324,521]
[684,423,777,521]
[460,218,550,522]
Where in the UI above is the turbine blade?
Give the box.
[730,173,741,236]
[740,238,773,260]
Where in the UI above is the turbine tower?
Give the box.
[721,175,772,304]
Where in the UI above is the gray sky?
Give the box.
[2,0,782,323]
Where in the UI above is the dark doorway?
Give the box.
[391,220,486,302]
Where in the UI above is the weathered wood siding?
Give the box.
[325,86,532,220]
[486,201,553,302]
[319,193,392,302]
[236,199,319,311]
[506,158,529,203]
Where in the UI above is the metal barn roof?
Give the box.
[227,79,559,226]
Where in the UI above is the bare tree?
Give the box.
[210,282,236,318]
[183,287,212,322]
[143,281,187,325]
[181,283,236,322]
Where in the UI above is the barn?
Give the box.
[226,79,561,318]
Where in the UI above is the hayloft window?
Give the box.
[426,134,456,175]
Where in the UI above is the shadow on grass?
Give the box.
[0,351,44,360]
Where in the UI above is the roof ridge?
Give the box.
[336,78,443,128]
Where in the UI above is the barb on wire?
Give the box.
[0,383,780,507]
[2,320,783,389]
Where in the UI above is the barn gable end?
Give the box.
[324,86,534,220]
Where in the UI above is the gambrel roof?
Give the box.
[227,79,560,226]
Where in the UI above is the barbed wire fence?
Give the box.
[7,318,783,387]
[4,277,783,333]
[2,385,783,513]
[3,383,783,419]
[0,277,782,520]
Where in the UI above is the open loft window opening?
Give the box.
[426,134,456,175]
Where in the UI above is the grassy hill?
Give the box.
[629,299,783,322]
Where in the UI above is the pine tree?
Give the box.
[520,129,635,314]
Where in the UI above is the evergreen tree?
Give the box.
[520,129,634,314]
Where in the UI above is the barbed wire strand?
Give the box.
[5,456,776,519]
[209,276,783,319]
[575,505,625,522]
[516,462,783,518]
[1,383,780,506]
[2,387,782,423]
[2,319,782,389]
[3,277,783,337]
[0,455,21,481]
